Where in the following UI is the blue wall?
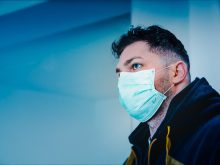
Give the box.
[0,0,220,164]
[0,1,131,164]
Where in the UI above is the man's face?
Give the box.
[116,41,172,95]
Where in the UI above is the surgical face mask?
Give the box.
[118,67,173,122]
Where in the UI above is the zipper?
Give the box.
[148,138,157,165]
[148,126,171,165]
[166,126,171,165]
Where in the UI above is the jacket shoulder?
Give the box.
[189,115,220,164]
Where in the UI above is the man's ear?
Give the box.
[171,61,188,85]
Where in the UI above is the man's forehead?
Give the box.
[119,41,151,64]
[121,41,149,57]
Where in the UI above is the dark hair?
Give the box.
[112,25,190,72]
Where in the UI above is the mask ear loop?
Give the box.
[161,64,176,95]
[154,64,176,95]
[156,63,176,73]
[163,84,174,95]
[154,64,176,83]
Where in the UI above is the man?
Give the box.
[111,25,220,165]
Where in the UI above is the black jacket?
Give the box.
[124,78,220,165]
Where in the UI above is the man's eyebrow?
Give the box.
[124,56,143,66]
[115,57,143,73]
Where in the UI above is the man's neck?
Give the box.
[147,96,173,138]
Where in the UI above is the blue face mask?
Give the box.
[118,67,173,122]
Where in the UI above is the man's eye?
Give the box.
[132,63,142,70]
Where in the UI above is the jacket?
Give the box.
[124,77,220,165]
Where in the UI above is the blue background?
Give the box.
[0,0,219,164]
